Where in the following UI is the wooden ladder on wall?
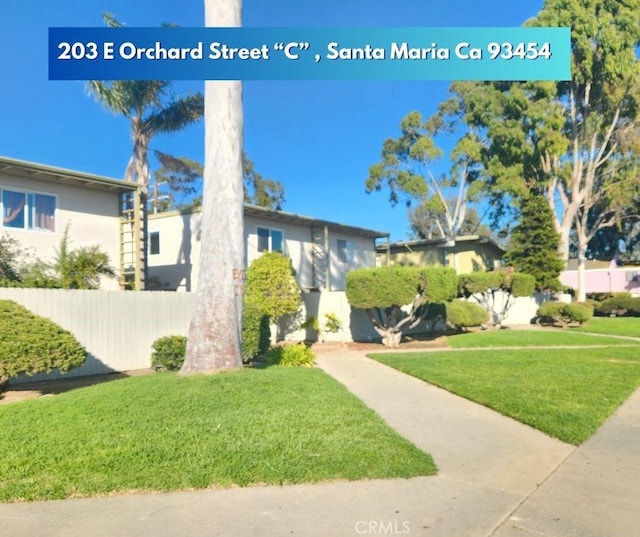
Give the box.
[311,226,330,291]
[119,190,147,290]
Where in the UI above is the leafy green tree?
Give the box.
[242,153,286,210]
[151,151,286,212]
[586,198,640,262]
[88,13,204,193]
[409,205,493,240]
[366,110,484,239]
[346,265,457,347]
[437,0,640,301]
[181,0,244,374]
[504,195,564,292]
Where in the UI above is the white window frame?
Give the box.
[1,187,57,233]
[256,226,285,253]
[337,239,356,264]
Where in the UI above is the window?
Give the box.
[2,189,56,232]
[150,231,160,255]
[337,239,355,264]
[257,227,283,253]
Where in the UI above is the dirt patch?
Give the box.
[310,333,450,354]
[0,369,154,406]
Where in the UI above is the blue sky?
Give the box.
[1,0,543,241]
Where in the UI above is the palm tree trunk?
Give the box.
[181,0,244,374]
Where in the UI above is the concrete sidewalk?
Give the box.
[493,387,640,537]
[0,350,637,537]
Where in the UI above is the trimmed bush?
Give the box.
[510,273,537,297]
[445,300,489,330]
[567,303,595,324]
[0,300,86,379]
[537,302,594,327]
[458,270,536,327]
[346,265,458,347]
[265,343,315,367]
[244,252,301,322]
[242,303,270,362]
[346,265,420,310]
[151,336,187,372]
[595,294,640,317]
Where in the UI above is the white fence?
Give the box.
[283,290,553,343]
[1,288,193,383]
[2,288,557,383]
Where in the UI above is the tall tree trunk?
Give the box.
[181,0,244,374]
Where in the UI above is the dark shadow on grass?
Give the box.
[0,370,152,404]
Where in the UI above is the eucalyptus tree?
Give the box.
[181,0,245,374]
[436,0,639,300]
[366,110,484,240]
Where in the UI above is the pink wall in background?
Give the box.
[561,267,640,295]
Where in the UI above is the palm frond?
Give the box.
[87,80,169,117]
[146,93,204,134]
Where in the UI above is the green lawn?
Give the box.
[0,367,436,503]
[446,328,639,348]
[372,347,640,445]
[572,317,640,338]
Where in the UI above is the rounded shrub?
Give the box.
[536,301,593,326]
[151,335,187,372]
[445,300,489,330]
[265,343,315,367]
[565,303,594,324]
[595,294,640,317]
[0,300,87,379]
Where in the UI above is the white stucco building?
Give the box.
[0,156,139,290]
[147,205,389,292]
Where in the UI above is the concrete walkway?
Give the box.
[0,350,638,537]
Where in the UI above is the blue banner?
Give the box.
[49,27,571,81]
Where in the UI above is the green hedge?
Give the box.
[242,303,271,362]
[346,265,420,310]
[445,300,489,329]
[0,300,87,379]
[595,295,640,317]
[458,270,536,298]
[537,302,594,326]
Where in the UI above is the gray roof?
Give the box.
[150,204,389,239]
[379,235,505,252]
[0,156,138,193]
[243,204,389,239]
